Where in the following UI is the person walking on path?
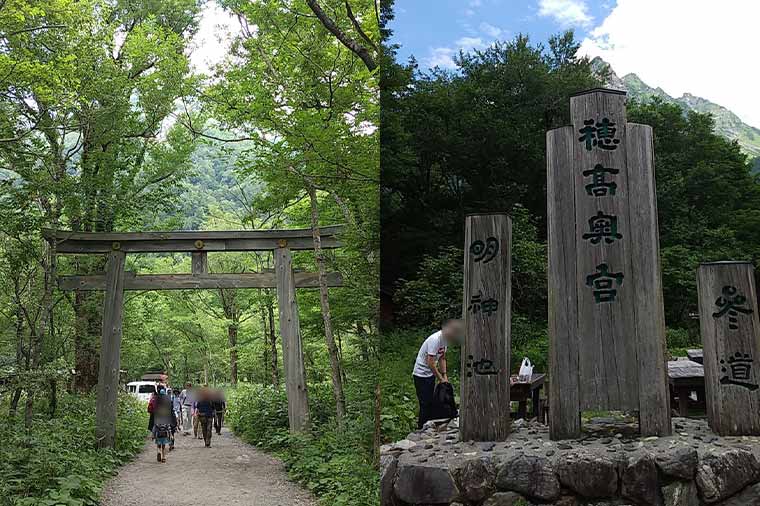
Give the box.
[212,389,226,435]
[152,386,177,463]
[170,388,183,427]
[194,387,216,447]
[179,383,195,435]
[147,388,159,433]
[412,319,463,429]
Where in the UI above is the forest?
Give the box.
[0,1,379,505]
[379,14,760,441]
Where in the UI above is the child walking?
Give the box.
[152,386,177,463]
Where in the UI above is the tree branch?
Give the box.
[305,0,377,71]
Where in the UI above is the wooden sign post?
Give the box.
[697,261,760,435]
[547,89,671,440]
[460,213,511,441]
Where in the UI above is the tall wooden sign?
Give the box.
[547,89,671,440]
[460,213,511,441]
[697,261,760,435]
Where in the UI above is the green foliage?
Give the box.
[0,393,147,506]
[378,328,423,443]
[227,384,378,506]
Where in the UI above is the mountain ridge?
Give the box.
[591,57,760,159]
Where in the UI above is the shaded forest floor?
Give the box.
[100,427,316,506]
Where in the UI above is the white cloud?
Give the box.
[538,0,592,28]
[479,22,503,38]
[456,36,486,51]
[426,47,457,69]
[425,36,490,69]
[580,0,760,128]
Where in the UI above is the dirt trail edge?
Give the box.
[100,427,316,506]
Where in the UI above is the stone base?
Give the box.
[381,417,760,506]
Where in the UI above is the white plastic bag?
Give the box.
[518,357,533,383]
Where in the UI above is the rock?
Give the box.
[551,496,579,506]
[483,491,532,506]
[392,439,416,451]
[557,451,619,498]
[496,453,560,501]
[656,446,698,480]
[696,449,760,503]
[393,463,459,504]
[662,481,700,506]
[621,452,662,506]
[380,455,398,506]
[456,457,496,502]
[714,482,760,505]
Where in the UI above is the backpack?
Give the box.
[430,382,458,420]
[155,423,170,439]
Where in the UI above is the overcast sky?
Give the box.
[390,0,760,128]
[189,1,236,76]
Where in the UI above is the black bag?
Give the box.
[430,382,458,420]
[155,424,170,439]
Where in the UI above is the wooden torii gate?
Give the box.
[42,226,343,448]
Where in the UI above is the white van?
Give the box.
[126,381,158,402]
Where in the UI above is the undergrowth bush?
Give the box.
[227,383,378,506]
[0,392,147,506]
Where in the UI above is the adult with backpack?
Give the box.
[411,319,463,429]
[152,386,177,463]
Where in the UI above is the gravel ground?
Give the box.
[100,428,316,506]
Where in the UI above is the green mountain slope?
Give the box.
[591,57,760,158]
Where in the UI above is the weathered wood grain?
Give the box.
[45,236,340,253]
[547,126,581,440]
[274,247,310,432]
[42,226,343,241]
[571,89,639,411]
[57,272,343,291]
[547,89,671,439]
[625,123,671,435]
[459,213,511,441]
[95,250,126,448]
[697,262,760,435]
[191,252,208,275]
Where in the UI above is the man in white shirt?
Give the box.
[412,319,463,429]
[179,383,195,434]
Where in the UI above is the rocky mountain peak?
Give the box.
[590,57,760,158]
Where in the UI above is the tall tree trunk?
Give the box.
[261,306,270,385]
[48,378,57,417]
[267,295,279,387]
[374,382,382,465]
[228,323,238,386]
[219,288,240,386]
[73,291,100,392]
[10,305,24,417]
[307,185,346,424]
[9,388,22,416]
[357,322,369,362]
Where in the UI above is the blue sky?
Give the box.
[390,0,613,68]
[387,0,760,129]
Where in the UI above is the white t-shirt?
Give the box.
[412,330,447,378]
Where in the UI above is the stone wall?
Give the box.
[381,417,760,506]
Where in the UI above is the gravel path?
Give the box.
[100,428,316,506]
